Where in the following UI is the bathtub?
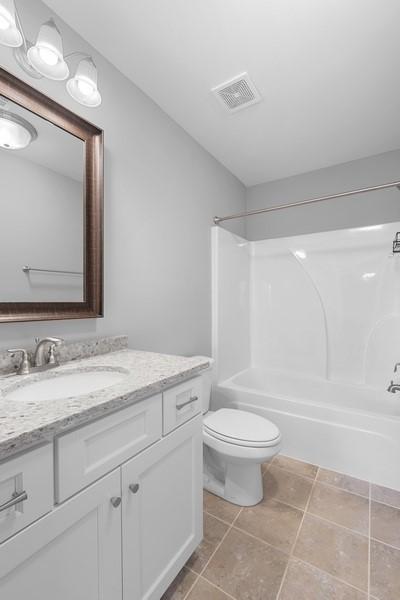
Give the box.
[212,368,400,490]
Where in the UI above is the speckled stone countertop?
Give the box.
[0,349,210,462]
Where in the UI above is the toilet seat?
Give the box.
[203,408,281,448]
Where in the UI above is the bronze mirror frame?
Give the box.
[0,67,103,323]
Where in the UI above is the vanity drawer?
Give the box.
[163,377,202,435]
[55,394,162,502]
[0,444,53,544]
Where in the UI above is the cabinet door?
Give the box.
[122,414,203,600]
[0,469,122,600]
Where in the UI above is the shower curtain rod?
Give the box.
[213,180,400,225]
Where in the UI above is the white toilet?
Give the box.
[201,367,281,507]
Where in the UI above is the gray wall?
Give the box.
[0,0,245,355]
[246,150,400,241]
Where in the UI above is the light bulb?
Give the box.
[27,19,69,80]
[0,14,10,30]
[0,0,22,46]
[77,78,95,97]
[38,45,59,66]
[66,57,101,107]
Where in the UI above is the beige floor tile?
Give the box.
[371,483,400,509]
[187,577,233,599]
[317,468,369,498]
[273,454,318,479]
[186,513,229,574]
[293,514,368,590]
[371,501,400,549]
[308,482,369,535]
[203,528,288,600]
[279,558,367,600]
[162,567,198,600]
[261,460,273,474]
[264,465,314,509]
[203,491,241,524]
[370,539,400,600]
[235,497,303,553]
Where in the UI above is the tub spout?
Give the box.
[387,380,400,393]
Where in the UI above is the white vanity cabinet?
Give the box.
[0,377,204,600]
[122,415,203,600]
[0,468,122,600]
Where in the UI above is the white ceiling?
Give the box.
[45,0,400,186]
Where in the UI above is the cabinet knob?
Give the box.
[110,496,122,508]
[129,483,140,494]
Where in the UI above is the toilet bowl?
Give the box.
[199,360,281,507]
[203,408,281,506]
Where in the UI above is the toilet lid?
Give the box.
[203,409,281,448]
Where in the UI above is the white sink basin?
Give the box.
[3,368,129,402]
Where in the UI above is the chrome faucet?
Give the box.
[33,337,63,368]
[387,363,400,393]
[8,337,63,375]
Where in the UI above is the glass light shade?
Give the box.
[0,111,37,150]
[0,0,22,47]
[27,19,69,80]
[66,58,101,107]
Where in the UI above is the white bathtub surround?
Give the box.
[0,347,209,460]
[211,228,251,381]
[212,224,400,490]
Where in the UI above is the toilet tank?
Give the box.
[196,357,214,414]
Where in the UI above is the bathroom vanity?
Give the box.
[0,339,208,600]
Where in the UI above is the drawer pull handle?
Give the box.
[176,396,199,410]
[129,483,140,494]
[110,496,122,508]
[0,490,28,513]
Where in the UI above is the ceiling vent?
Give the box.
[212,73,261,113]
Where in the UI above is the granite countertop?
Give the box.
[0,348,210,462]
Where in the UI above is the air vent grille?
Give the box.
[212,73,261,113]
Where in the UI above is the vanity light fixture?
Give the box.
[0,0,22,47]
[0,2,102,107]
[0,110,37,149]
[27,19,69,81]
[66,57,101,107]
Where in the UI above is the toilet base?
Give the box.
[203,445,269,506]
[204,461,263,506]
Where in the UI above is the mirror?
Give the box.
[0,97,85,302]
[0,67,103,322]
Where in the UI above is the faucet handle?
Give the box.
[47,344,59,366]
[394,363,400,373]
[7,349,31,375]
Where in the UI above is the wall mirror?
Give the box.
[0,67,103,322]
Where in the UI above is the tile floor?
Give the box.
[162,454,400,600]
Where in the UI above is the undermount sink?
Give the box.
[3,368,129,402]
